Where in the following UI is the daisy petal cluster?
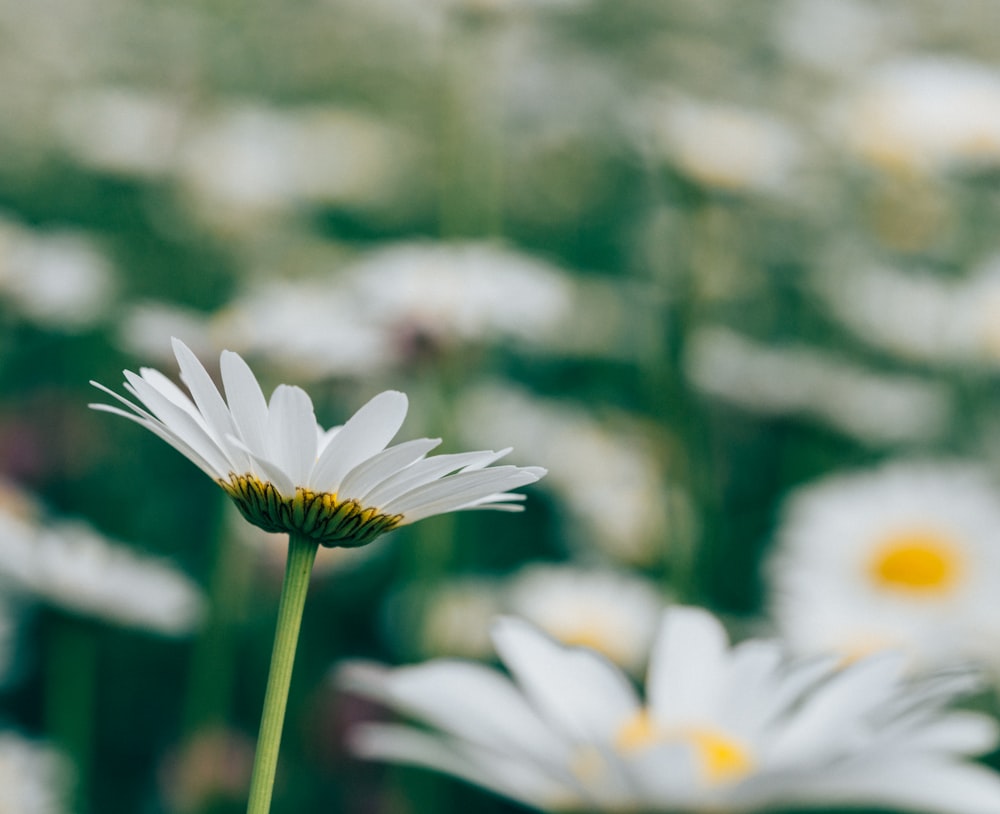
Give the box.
[0,480,203,637]
[0,732,72,814]
[768,460,1000,670]
[340,606,1000,813]
[90,338,545,548]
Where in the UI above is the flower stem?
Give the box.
[245,533,319,814]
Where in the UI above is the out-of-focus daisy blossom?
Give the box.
[0,505,203,636]
[836,57,1000,174]
[340,606,1000,813]
[685,326,953,446]
[0,732,72,814]
[505,564,665,675]
[90,339,544,548]
[769,461,1000,670]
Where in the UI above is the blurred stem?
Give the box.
[45,615,98,814]
[182,520,254,733]
[245,533,318,814]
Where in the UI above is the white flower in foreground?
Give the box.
[0,486,203,636]
[340,607,1000,813]
[0,733,71,814]
[769,460,1000,670]
[90,338,544,548]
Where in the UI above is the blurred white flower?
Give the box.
[836,57,1000,174]
[116,301,218,366]
[685,326,953,445]
[341,606,1000,813]
[457,383,676,566]
[639,94,804,195]
[0,733,71,814]
[52,86,186,178]
[505,564,666,674]
[0,515,204,637]
[769,460,1000,671]
[0,217,115,329]
[389,576,505,661]
[176,104,413,229]
[212,279,394,380]
[344,241,575,347]
[91,339,545,548]
[774,0,897,77]
[814,258,1000,368]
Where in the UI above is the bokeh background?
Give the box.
[5,0,1000,811]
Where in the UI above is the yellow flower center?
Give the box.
[219,473,402,548]
[615,711,754,785]
[868,529,962,595]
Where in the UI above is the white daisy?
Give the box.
[835,57,1000,174]
[505,564,666,675]
[639,94,804,195]
[768,460,1000,671]
[90,338,545,548]
[0,733,71,814]
[0,483,203,637]
[685,326,953,445]
[340,606,1000,813]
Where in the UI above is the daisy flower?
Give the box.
[90,337,544,814]
[340,606,1000,813]
[768,460,1000,670]
[0,733,71,814]
[90,337,545,549]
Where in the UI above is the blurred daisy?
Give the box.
[685,326,953,445]
[457,383,676,566]
[0,733,71,814]
[0,486,203,636]
[90,338,544,548]
[340,606,1000,813]
[769,460,1000,670]
[835,57,1000,174]
[344,241,574,350]
[813,258,1000,369]
[505,564,665,675]
[0,217,115,330]
[638,94,804,195]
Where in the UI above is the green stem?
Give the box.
[245,533,318,814]
[45,615,98,814]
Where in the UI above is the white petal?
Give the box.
[308,391,408,493]
[171,338,237,441]
[646,607,731,727]
[491,616,640,743]
[224,435,296,497]
[337,438,442,500]
[220,349,269,454]
[363,449,509,507]
[884,711,999,756]
[89,404,219,479]
[766,652,908,765]
[349,724,574,810]
[265,385,317,486]
[121,371,232,477]
[775,758,1000,814]
[339,659,568,759]
[383,467,542,521]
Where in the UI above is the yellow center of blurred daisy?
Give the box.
[868,530,962,594]
[615,711,753,785]
[219,473,403,548]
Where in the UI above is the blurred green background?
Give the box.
[5,0,1000,811]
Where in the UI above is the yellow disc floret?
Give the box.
[220,473,403,548]
[615,711,754,785]
[868,529,962,595]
